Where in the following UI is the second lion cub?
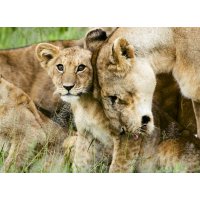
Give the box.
[0,77,69,172]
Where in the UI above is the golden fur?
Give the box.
[0,77,69,172]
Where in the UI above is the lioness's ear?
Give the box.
[85,28,107,52]
[112,37,134,62]
[35,43,60,69]
[110,37,134,75]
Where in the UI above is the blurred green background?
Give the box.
[0,27,88,49]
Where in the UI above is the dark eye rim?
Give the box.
[77,64,86,72]
[108,95,118,105]
[56,64,64,72]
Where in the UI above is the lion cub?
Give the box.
[0,77,69,172]
[0,39,83,115]
[36,43,113,172]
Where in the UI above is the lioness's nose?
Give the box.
[142,115,151,125]
[63,85,75,92]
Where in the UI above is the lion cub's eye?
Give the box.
[77,64,86,72]
[56,64,64,72]
[108,96,118,105]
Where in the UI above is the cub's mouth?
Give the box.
[61,92,83,97]
[60,92,86,103]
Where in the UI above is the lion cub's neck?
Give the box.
[67,93,113,148]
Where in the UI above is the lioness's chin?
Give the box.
[128,123,154,137]
[61,95,80,103]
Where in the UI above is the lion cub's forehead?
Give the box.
[57,47,92,66]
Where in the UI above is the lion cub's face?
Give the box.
[36,44,92,103]
[86,30,156,136]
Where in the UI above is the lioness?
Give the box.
[86,28,199,137]
[0,76,70,172]
[85,33,200,172]
[0,39,83,128]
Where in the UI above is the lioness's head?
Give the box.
[86,29,156,136]
[35,43,92,103]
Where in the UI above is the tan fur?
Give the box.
[0,77,69,172]
[0,39,83,115]
[35,44,113,172]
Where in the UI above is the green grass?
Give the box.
[0,27,88,49]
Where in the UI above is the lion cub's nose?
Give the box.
[63,85,75,92]
[142,115,151,125]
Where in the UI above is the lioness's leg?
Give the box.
[192,101,200,138]
[109,135,142,173]
[72,134,110,173]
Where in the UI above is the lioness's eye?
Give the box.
[56,64,64,72]
[108,96,117,105]
[77,64,86,72]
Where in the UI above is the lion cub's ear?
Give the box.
[110,37,134,75]
[85,28,107,52]
[35,43,60,69]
